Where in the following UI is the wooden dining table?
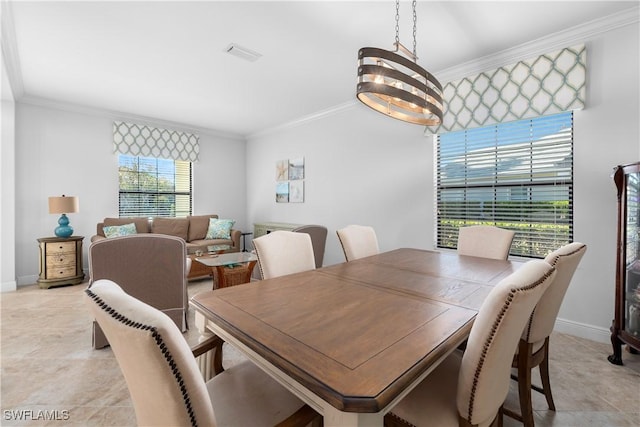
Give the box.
[190,248,523,426]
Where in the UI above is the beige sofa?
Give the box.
[91,214,241,252]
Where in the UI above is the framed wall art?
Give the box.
[289,180,304,203]
[276,159,289,181]
[275,157,305,203]
[276,182,289,203]
[289,157,304,180]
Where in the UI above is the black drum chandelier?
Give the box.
[357,0,443,126]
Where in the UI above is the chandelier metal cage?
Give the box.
[356,0,443,126]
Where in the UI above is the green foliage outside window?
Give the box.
[118,155,191,218]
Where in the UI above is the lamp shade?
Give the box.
[48,196,79,214]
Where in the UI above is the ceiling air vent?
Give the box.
[224,43,262,62]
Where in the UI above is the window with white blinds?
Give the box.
[436,112,573,258]
[118,155,192,218]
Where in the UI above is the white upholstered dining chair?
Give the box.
[85,279,321,427]
[503,242,587,427]
[384,259,556,427]
[336,224,380,261]
[253,230,316,279]
[457,225,516,260]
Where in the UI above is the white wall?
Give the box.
[247,106,434,267]
[13,102,247,285]
[1,52,17,292]
[246,22,640,343]
[565,22,640,337]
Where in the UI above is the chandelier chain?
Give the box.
[412,0,417,59]
[395,0,400,46]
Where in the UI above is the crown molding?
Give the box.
[17,95,246,141]
[434,5,640,84]
[6,4,637,140]
[1,0,24,99]
[247,100,358,140]
[250,6,638,139]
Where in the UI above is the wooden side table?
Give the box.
[212,261,257,289]
[194,252,258,290]
[187,245,232,281]
[37,236,85,289]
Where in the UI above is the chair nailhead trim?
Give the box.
[86,288,199,427]
[254,250,266,279]
[384,412,417,427]
[547,244,586,268]
[466,268,555,423]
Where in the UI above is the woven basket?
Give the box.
[213,264,252,289]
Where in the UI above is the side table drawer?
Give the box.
[46,266,77,279]
[47,253,75,267]
[46,241,76,255]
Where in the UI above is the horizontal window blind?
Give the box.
[118,155,192,218]
[436,112,573,258]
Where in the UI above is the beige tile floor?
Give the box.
[1,279,639,426]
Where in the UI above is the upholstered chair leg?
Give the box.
[517,340,535,427]
[538,337,556,411]
[492,406,504,427]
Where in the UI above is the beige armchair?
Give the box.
[292,224,328,268]
[85,280,321,427]
[385,259,556,427]
[88,234,189,349]
[457,225,515,260]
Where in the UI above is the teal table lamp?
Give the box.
[48,195,79,238]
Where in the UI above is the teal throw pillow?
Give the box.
[205,218,235,240]
[103,223,137,238]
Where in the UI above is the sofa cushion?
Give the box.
[103,217,150,234]
[103,223,137,238]
[206,218,235,240]
[187,214,219,242]
[187,239,234,250]
[152,217,189,241]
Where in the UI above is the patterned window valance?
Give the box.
[113,121,199,162]
[428,44,586,135]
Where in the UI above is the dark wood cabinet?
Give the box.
[609,162,640,365]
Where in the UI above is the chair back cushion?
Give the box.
[292,225,328,268]
[457,225,515,260]
[524,242,587,344]
[85,280,216,427]
[253,231,316,279]
[457,259,556,426]
[336,225,379,261]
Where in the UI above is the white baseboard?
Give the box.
[554,317,611,344]
[16,274,38,287]
[1,280,17,292]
